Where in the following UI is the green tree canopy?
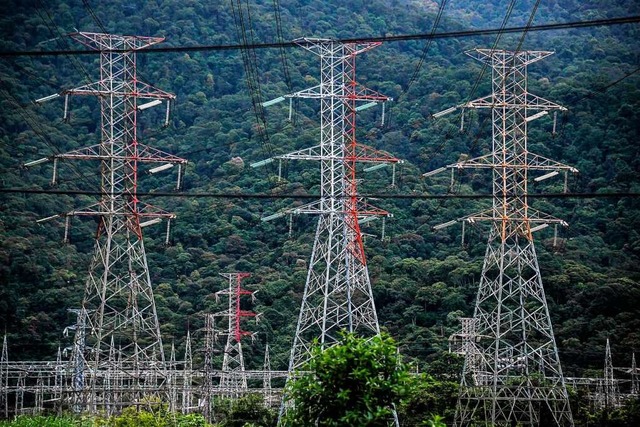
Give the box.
[281,332,417,427]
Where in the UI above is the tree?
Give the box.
[280,332,417,427]
[212,394,276,427]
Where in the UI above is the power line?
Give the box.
[1,16,638,57]
[2,187,639,200]
[81,0,109,34]
[229,0,278,181]
[402,0,449,96]
[464,0,518,106]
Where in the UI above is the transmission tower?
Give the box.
[182,331,194,413]
[201,313,217,421]
[427,49,575,426]
[215,272,258,397]
[256,38,399,372]
[597,338,620,409]
[31,32,186,411]
[632,353,639,396]
[263,343,273,407]
[1,336,6,419]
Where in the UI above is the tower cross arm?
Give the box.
[262,200,325,221]
[62,81,111,97]
[351,144,402,164]
[135,82,176,100]
[136,144,187,164]
[238,310,257,318]
[35,201,175,225]
[527,152,578,173]
[465,48,555,67]
[68,31,165,51]
[446,207,569,226]
[274,145,323,161]
[461,94,494,109]
[62,81,176,100]
[52,143,187,164]
[354,199,392,218]
[462,93,567,111]
[348,83,390,103]
[524,93,567,111]
[429,152,578,173]
[268,143,401,164]
[283,83,390,103]
[284,85,323,99]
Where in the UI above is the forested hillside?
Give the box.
[0,0,639,382]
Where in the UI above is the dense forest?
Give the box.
[0,0,639,393]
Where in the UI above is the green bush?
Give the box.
[0,415,91,427]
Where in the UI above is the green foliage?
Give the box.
[397,373,457,426]
[423,414,446,427]
[211,394,276,427]
[0,415,91,427]
[93,403,209,427]
[281,332,421,426]
[0,411,209,427]
[570,391,640,427]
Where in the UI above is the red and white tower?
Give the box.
[31,32,186,411]
[259,38,400,372]
[215,272,258,396]
[255,38,400,425]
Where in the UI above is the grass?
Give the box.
[0,415,93,427]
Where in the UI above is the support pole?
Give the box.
[63,94,69,121]
[63,215,70,243]
[51,157,58,186]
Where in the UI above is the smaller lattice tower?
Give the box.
[1,336,7,418]
[448,317,476,356]
[263,343,273,407]
[215,272,258,397]
[182,331,193,413]
[631,353,638,396]
[63,308,90,411]
[201,314,216,422]
[597,339,620,409]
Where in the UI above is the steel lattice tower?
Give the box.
[32,32,186,411]
[201,313,217,422]
[1,336,6,419]
[427,49,575,426]
[631,353,639,396]
[260,38,399,372]
[256,39,400,425]
[263,343,273,406]
[182,331,193,413]
[63,308,90,410]
[214,272,257,396]
[596,338,620,409]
